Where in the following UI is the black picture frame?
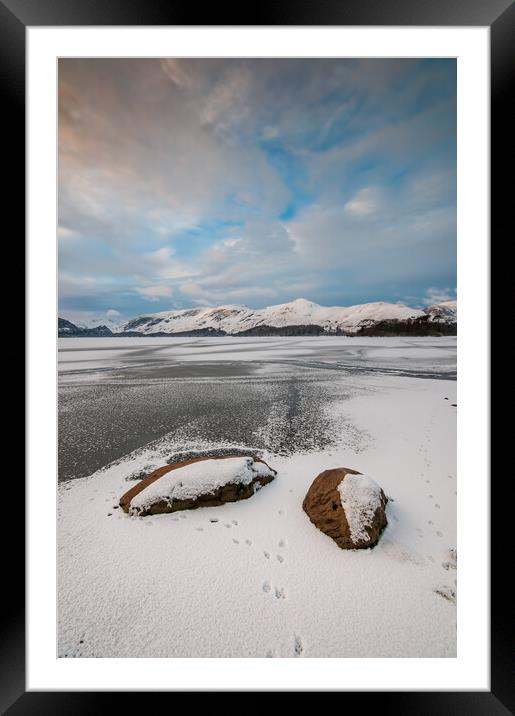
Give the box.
[5,0,505,710]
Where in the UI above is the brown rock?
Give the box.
[302,468,387,549]
[119,454,276,516]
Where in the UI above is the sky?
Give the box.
[58,58,456,325]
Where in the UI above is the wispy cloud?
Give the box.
[135,285,174,302]
[58,58,456,321]
[423,287,457,305]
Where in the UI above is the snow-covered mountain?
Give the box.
[58,318,113,337]
[74,316,122,332]
[114,298,456,336]
[423,300,457,324]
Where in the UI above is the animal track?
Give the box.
[232,520,239,526]
[209,518,219,523]
[442,560,456,571]
[245,539,252,546]
[232,539,239,544]
[435,586,456,604]
[276,554,285,563]
[275,587,286,600]
[263,551,270,559]
[442,548,457,571]
[293,635,304,657]
[263,581,271,593]
[278,539,286,548]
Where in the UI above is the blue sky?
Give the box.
[58,58,456,324]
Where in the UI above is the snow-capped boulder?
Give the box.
[119,455,277,516]
[302,468,387,549]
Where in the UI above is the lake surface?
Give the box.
[58,336,456,482]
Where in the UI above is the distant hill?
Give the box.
[59,298,457,337]
[58,317,113,337]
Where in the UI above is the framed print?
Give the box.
[3,0,506,709]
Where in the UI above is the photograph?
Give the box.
[57,57,457,659]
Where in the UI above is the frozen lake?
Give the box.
[58,336,456,482]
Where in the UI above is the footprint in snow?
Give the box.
[209,518,218,523]
[435,504,441,509]
[262,581,271,593]
[275,587,286,600]
[232,520,239,526]
[245,539,252,546]
[442,560,456,571]
[278,539,286,548]
[276,554,285,563]
[293,636,304,657]
[263,551,270,559]
[436,530,443,537]
[232,539,239,544]
[434,586,456,605]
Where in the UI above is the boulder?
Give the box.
[120,455,276,516]
[302,468,387,549]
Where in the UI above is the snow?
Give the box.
[338,474,384,544]
[115,298,443,335]
[129,457,274,513]
[58,335,457,377]
[58,337,456,658]
[424,300,457,323]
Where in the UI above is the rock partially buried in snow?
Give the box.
[302,468,387,549]
[119,455,277,516]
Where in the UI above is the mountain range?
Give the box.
[58,298,457,337]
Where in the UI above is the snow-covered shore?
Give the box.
[58,346,456,657]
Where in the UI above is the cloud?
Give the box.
[106,308,121,318]
[57,225,79,240]
[423,287,456,305]
[160,59,193,88]
[344,187,383,216]
[58,58,456,316]
[134,285,173,301]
